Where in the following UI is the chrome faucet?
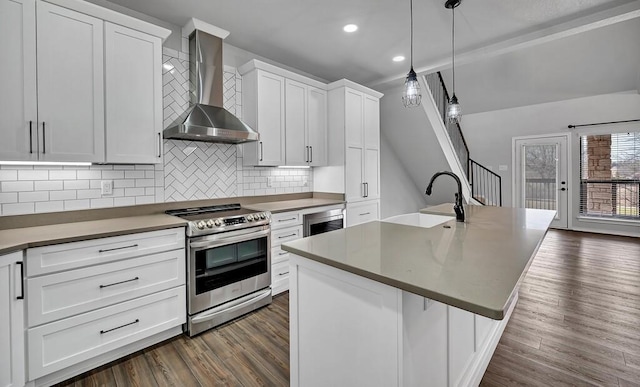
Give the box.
[425,171,465,222]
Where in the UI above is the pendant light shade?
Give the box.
[402,0,421,108]
[446,0,462,123]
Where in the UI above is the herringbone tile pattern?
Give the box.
[164,141,238,201]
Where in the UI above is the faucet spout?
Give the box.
[425,171,465,222]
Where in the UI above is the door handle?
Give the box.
[310,146,313,163]
[42,122,46,154]
[365,182,369,197]
[259,142,263,162]
[157,133,162,158]
[362,182,366,197]
[305,146,309,162]
[560,188,566,191]
[16,261,24,300]
[29,121,33,154]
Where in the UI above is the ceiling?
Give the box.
[103,0,640,113]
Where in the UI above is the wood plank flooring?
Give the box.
[55,229,640,386]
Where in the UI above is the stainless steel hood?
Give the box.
[164,30,258,143]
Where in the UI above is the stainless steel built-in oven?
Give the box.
[166,204,272,336]
[303,208,345,237]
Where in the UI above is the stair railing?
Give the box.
[425,72,502,206]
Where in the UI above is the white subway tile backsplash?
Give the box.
[0,62,312,217]
[2,202,35,215]
[49,170,76,180]
[35,181,63,191]
[2,181,34,192]
[18,170,49,180]
[19,191,49,202]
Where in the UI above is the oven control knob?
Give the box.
[260,213,266,219]
[247,214,254,221]
[197,221,206,230]
[214,219,222,227]
[206,220,214,228]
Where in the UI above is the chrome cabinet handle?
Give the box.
[100,319,139,334]
[278,251,288,256]
[157,133,162,157]
[99,277,139,289]
[278,217,297,222]
[29,121,33,154]
[278,271,289,276]
[278,233,297,239]
[16,261,24,300]
[42,122,46,154]
[365,182,369,197]
[362,182,366,197]
[98,244,138,253]
[305,146,309,162]
[359,212,371,216]
[259,142,263,162]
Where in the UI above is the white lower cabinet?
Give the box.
[270,211,303,296]
[0,251,26,387]
[28,286,185,380]
[346,199,379,227]
[25,227,186,384]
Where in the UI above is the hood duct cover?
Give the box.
[164,30,258,143]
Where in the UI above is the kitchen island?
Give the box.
[282,205,555,387]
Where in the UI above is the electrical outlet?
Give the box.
[267,177,274,187]
[302,177,308,187]
[100,180,113,195]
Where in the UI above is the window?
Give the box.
[579,132,640,220]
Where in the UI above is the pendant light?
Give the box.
[445,0,462,123]
[402,0,421,107]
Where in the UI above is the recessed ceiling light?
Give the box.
[343,24,358,33]
[393,56,406,62]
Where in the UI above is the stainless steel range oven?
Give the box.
[166,204,272,336]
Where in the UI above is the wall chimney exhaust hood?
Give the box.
[164,21,258,144]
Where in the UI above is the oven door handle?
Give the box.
[189,228,271,249]
[191,288,272,323]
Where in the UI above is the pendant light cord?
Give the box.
[410,0,414,69]
[451,5,455,94]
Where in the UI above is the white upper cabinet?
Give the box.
[239,59,327,167]
[285,79,327,166]
[37,1,105,162]
[105,23,163,164]
[0,0,37,161]
[0,0,170,164]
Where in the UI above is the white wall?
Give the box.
[464,92,640,236]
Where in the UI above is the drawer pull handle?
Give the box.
[278,271,289,276]
[98,244,139,253]
[99,277,140,289]
[359,212,371,216]
[278,217,297,222]
[278,233,297,239]
[100,319,139,334]
[278,252,288,255]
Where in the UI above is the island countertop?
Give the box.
[282,205,555,319]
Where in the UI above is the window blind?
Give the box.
[579,132,640,220]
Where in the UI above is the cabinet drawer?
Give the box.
[28,286,186,380]
[271,246,290,265]
[27,228,185,276]
[271,259,290,295]
[27,249,185,327]
[271,225,303,247]
[271,211,301,230]
[347,201,379,227]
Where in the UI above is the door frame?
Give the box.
[512,133,572,229]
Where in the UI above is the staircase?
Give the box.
[419,72,502,206]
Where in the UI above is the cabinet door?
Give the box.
[0,251,25,387]
[363,95,380,150]
[105,23,162,164]
[365,148,379,200]
[345,89,364,148]
[307,86,327,166]
[36,2,104,162]
[346,146,364,202]
[0,0,37,161]
[285,79,307,165]
[256,71,285,165]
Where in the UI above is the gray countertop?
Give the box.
[243,198,345,213]
[0,215,187,256]
[282,205,555,320]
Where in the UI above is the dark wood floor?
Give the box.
[56,229,640,387]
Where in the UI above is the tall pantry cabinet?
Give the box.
[315,79,383,226]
